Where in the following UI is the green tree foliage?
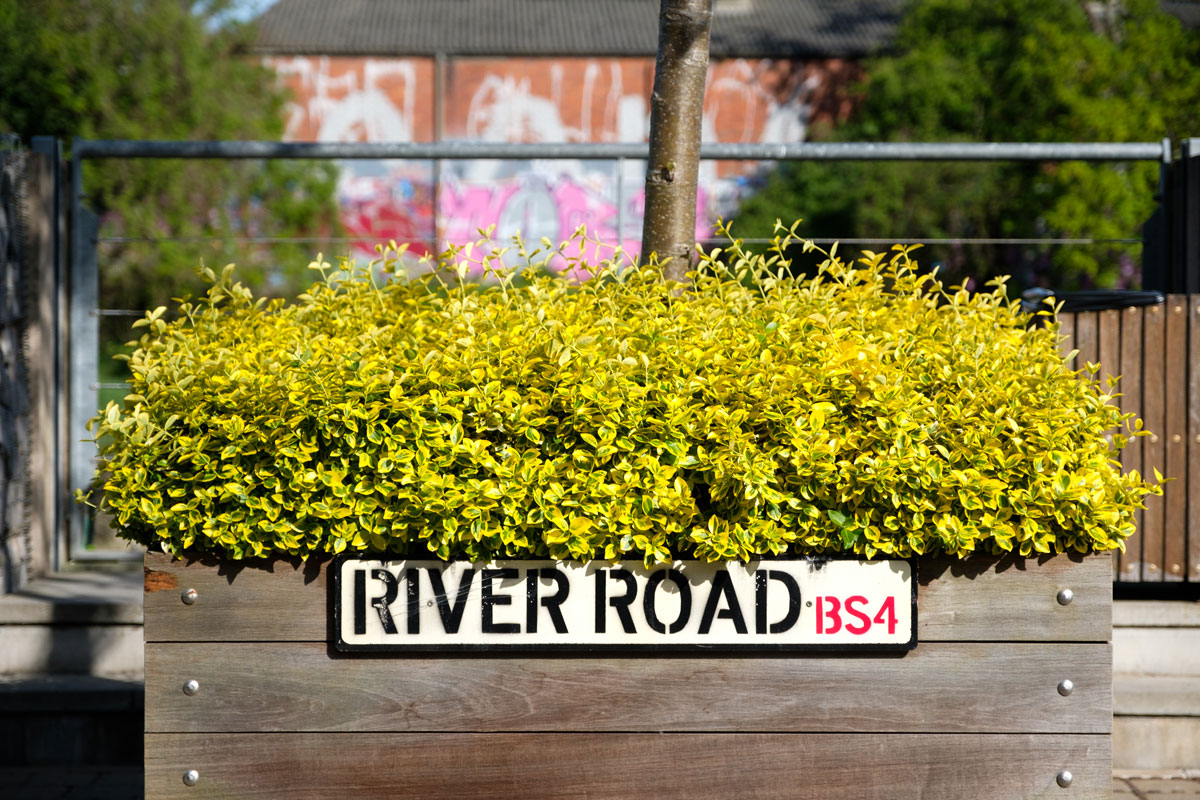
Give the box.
[0,0,341,311]
[734,0,1200,291]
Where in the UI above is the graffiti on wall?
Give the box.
[268,55,841,269]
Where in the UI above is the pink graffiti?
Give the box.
[438,174,708,276]
[336,168,710,276]
[339,168,435,259]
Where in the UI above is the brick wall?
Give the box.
[268,54,861,265]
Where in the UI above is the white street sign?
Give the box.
[334,558,915,652]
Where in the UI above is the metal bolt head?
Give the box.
[1056,770,1073,788]
[182,679,200,696]
[1057,679,1074,696]
[183,769,200,787]
[181,588,198,605]
[1056,588,1074,606]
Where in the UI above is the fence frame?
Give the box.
[59,138,1194,568]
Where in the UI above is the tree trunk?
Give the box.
[640,0,713,283]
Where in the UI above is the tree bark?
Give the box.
[641,0,713,283]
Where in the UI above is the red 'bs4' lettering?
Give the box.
[816,595,898,635]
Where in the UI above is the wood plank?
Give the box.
[1118,305,1144,582]
[1141,302,1166,581]
[1057,311,1076,370]
[1073,310,1099,375]
[918,554,1111,641]
[144,641,1112,735]
[1191,296,1200,582]
[144,553,1113,643]
[1097,308,1121,389]
[1163,296,1188,581]
[144,732,1112,800]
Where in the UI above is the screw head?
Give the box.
[1056,588,1074,606]
[182,679,200,696]
[1057,679,1074,696]
[183,769,200,787]
[181,588,198,605]
[1056,770,1073,788]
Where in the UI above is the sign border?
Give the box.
[330,554,918,655]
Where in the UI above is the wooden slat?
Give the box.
[1190,296,1200,582]
[144,553,1113,643]
[1141,302,1166,580]
[1057,311,1076,369]
[145,641,1112,735]
[1098,308,1122,581]
[144,732,1112,800]
[1118,304,1144,582]
[917,555,1110,641]
[1164,296,1189,581]
[1073,310,1099,374]
[1097,308,1121,388]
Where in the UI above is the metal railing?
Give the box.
[64,138,1191,564]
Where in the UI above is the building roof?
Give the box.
[1162,1,1200,29]
[252,0,906,59]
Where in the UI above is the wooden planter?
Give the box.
[144,552,1112,799]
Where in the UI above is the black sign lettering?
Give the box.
[527,568,570,633]
[539,568,570,633]
[755,570,802,634]
[427,567,475,634]
[481,568,520,633]
[406,568,420,634]
[596,568,638,634]
[354,569,367,635]
[370,568,399,635]
[698,569,747,634]
[643,568,691,634]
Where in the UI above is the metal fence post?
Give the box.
[1179,138,1200,294]
[68,140,101,560]
[616,156,626,248]
[30,137,64,572]
[1141,139,1172,293]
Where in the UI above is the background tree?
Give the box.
[641,0,713,282]
[0,0,341,317]
[733,0,1200,292]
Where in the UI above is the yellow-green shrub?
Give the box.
[86,223,1159,563]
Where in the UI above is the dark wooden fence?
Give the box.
[144,552,1111,799]
[1057,296,1199,584]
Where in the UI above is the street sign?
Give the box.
[333,557,915,652]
